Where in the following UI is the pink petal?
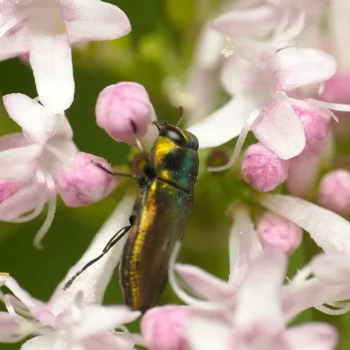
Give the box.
[60,0,131,43]
[187,95,257,148]
[4,276,43,310]
[0,312,20,342]
[48,196,135,316]
[252,100,306,159]
[3,94,57,144]
[175,264,233,301]
[82,332,136,350]
[213,5,276,38]
[287,153,322,197]
[188,317,232,350]
[74,305,140,339]
[0,24,29,61]
[234,249,286,332]
[0,144,42,182]
[0,133,30,151]
[229,207,262,286]
[2,276,55,326]
[271,48,336,91]
[28,32,74,112]
[259,194,350,254]
[282,279,350,320]
[329,0,350,71]
[311,254,350,284]
[287,323,338,350]
[0,182,39,220]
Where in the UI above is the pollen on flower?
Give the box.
[221,37,235,57]
[0,272,9,276]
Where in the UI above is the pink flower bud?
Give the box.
[257,212,303,254]
[293,105,330,155]
[141,305,191,350]
[57,152,117,207]
[318,169,350,214]
[321,72,350,104]
[96,82,153,145]
[0,180,21,204]
[241,143,290,192]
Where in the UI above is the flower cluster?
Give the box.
[1,0,350,349]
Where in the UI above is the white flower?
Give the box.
[0,0,131,112]
[0,196,141,349]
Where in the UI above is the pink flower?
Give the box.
[188,248,338,350]
[188,47,336,172]
[169,206,262,310]
[258,193,350,254]
[0,196,141,349]
[318,169,350,214]
[0,93,76,246]
[141,305,191,350]
[0,0,131,112]
[257,212,303,254]
[57,152,117,207]
[0,180,21,204]
[0,93,114,247]
[96,82,154,145]
[287,105,330,196]
[241,143,290,192]
[321,72,350,104]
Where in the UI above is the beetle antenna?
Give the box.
[129,119,145,152]
[176,106,184,127]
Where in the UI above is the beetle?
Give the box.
[64,120,199,313]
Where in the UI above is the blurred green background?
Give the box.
[0,0,349,349]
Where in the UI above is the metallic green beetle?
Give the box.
[64,121,199,312]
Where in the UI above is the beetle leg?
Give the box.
[91,160,137,179]
[63,224,133,290]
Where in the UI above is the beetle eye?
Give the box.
[160,127,186,145]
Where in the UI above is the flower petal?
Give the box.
[213,5,276,38]
[20,335,57,350]
[74,305,140,339]
[287,323,338,350]
[188,317,232,350]
[60,0,131,43]
[187,95,257,148]
[234,248,286,332]
[252,100,306,159]
[28,32,74,113]
[0,144,42,182]
[271,48,336,91]
[194,24,224,69]
[0,182,39,221]
[83,333,135,350]
[3,94,57,144]
[0,24,29,61]
[329,0,350,71]
[311,254,350,284]
[229,206,262,286]
[259,194,350,254]
[48,195,135,316]
[220,57,265,95]
[0,312,20,342]
[4,276,45,311]
[175,264,232,301]
[283,278,350,320]
[286,153,322,197]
